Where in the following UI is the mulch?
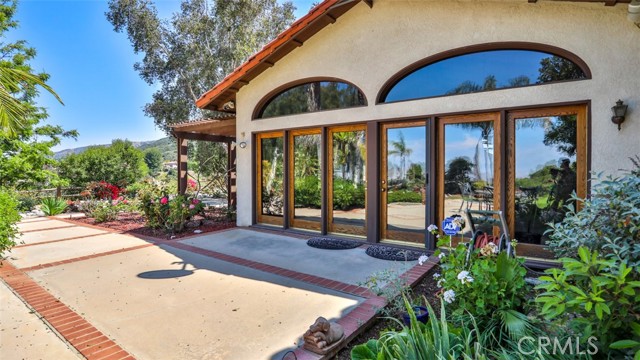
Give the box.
[68,210,236,240]
[334,265,441,359]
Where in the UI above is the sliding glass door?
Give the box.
[256,132,284,226]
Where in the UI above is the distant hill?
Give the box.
[54,137,177,161]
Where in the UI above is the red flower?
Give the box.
[160,197,168,205]
[192,199,200,205]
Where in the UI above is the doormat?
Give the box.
[365,245,423,261]
[306,237,362,250]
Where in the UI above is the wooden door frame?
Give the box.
[327,124,367,236]
[507,105,588,256]
[256,131,285,226]
[288,128,323,231]
[380,120,428,244]
[437,112,503,235]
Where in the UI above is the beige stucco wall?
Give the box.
[232,0,640,226]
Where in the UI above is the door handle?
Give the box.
[381,188,386,192]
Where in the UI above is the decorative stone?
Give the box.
[302,317,345,355]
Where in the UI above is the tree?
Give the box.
[444,157,474,194]
[389,131,413,180]
[59,140,148,187]
[143,148,163,174]
[0,0,77,189]
[106,0,295,132]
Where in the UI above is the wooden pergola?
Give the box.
[169,117,237,208]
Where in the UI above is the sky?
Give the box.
[10,0,315,152]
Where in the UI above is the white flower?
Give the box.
[433,273,441,279]
[437,279,444,288]
[418,254,429,266]
[427,224,438,232]
[438,253,445,259]
[443,289,456,304]
[457,271,474,284]
[436,234,441,239]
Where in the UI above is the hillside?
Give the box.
[54,137,177,161]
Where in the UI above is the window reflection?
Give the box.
[385,127,426,239]
[260,137,284,216]
[514,115,577,245]
[332,129,366,234]
[259,81,366,118]
[293,134,322,225]
[384,50,586,102]
[443,122,494,233]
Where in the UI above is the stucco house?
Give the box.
[171,0,640,261]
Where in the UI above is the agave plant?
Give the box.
[40,197,67,216]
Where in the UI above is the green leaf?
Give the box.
[351,339,379,360]
[610,340,640,349]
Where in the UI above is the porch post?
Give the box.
[227,141,237,208]
[177,137,188,195]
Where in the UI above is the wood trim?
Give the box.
[376,42,592,105]
[437,112,502,230]
[506,104,588,256]
[256,132,285,226]
[366,121,379,243]
[327,124,367,236]
[380,120,427,244]
[252,77,368,120]
[288,128,323,231]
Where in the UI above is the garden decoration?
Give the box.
[302,317,345,355]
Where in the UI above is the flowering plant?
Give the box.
[141,194,204,233]
[428,224,528,318]
[86,181,121,200]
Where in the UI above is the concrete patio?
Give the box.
[0,217,434,360]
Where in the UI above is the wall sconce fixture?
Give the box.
[611,99,628,131]
[238,132,247,149]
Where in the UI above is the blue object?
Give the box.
[402,306,429,325]
[442,217,460,236]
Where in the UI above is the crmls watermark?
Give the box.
[518,336,599,356]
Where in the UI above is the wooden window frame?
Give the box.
[256,131,285,226]
[327,124,368,236]
[437,113,503,235]
[288,128,323,231]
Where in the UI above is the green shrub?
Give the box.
[294,176,321,208]
[17,196,38,212]
[546,170,640,268]
[332,178,365,210]
[40,197,67,216]
[387,189,422,203]
[140,194,204,233]
[536,247,640,356]
[0,189,21,257]
[351,298,481,360]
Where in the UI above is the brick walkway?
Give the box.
[1,217,437,360]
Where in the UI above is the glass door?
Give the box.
[256,132,284,226]
[438,113,501,237]
[288,129,322,231]
[328,125,367,236]
[380,121,427,245]
[507,106,587,259]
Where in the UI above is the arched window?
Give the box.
[379,44,590,103]
[255,80,366,119]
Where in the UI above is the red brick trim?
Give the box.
[14,232,110,248]
[19,225,77,234]
[0,262,135,360]
[18,244,154,272]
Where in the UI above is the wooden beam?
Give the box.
[177,137,188,195]
[172,131,235,143]
[291,38,303,47]
[363,0,373,8]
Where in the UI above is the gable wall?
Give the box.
[233,0,640,226]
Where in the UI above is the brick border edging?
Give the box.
[291,256,439,360]
[0,262,136,360]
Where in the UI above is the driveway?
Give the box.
[0,216,433,360]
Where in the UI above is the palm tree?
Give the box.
[0,67,63,137]
[389,131,413,180]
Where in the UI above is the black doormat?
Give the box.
[306,237,362,250]
[365,245,423,261]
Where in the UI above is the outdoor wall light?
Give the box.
[239,141,247,149]
[611,99,628,131]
